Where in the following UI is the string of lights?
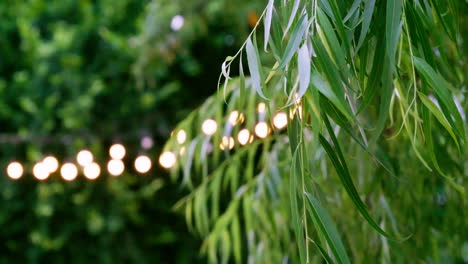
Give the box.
[4,102,299,181]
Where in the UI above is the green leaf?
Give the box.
[278,14,308,69]
[264,0,274,51]
[246,36,267,99]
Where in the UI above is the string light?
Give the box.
[257,102,266,113]
[61,163,78,181]
[43,156,59,173]
[83,162,100,180]
[237,129,253,145]
[289,105,303,120]
[159,151,176,169]
[177,130,187,144]
[228,111,240,126]
[6,161,23,180]
[135,155,152,174]
[202,119,218,136]
[220,136,235,150]
[77,150,93,166]
[109,144,126,160]
[273,112,288,129]
[33,162,49,180]
[179,146,186,156]
[255,122,269,138]
[107,159,124,176]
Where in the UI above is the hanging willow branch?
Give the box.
[163,0,467,263]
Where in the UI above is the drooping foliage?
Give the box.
[164,0,467,263]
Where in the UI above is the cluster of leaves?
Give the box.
[0,0,261,263]
[164,0,467,263]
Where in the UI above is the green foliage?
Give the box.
[165,0,468,263]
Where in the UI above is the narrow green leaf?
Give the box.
[278,15,308,69]
[264,0,274,51]
[246,37,267,99]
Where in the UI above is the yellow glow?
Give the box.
[43,156,59,173]
[179,146,186,156]
[201,119,218,136]
[61,163,78,181]
[237,129,252,145]
[220,136,235,150]
[255,122,269,138]
[107,159,124,176]
[109,144,126,160]
[33,162,49,180]
[228,110,240,126]
[77,150,93,166]
[257,102,266,113]
[83,162,100,180]
[7,161,23,180]
[177,130,187,144]
[134,155,152,174]
[289,105,303,120]
[273,112,288,129]
[159,151,176,169]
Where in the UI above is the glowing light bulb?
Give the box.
[6,161,23,180]
[43,156,59,173]
[84,162,100,180]
[33,162,49,180]
[202,119,218,136]
[177,130,187,144]
[237,129,252,146]
[61,163,78,181]
[257,102,266,113]
[107,159,124,176]
[220,136,235,150]
[159,152,176,169]
[109,144,126,160]
[228,111,240,126]
[76,150,93,166]
[134,155,152,174]
[255,122,269,138]
[273,112,288,129]
[170,15,184,31]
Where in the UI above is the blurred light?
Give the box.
[109,144,126,160]
[202,119,218,136]
[159,151,176,169]
[135,155,152,174]
[228,111,240,126]
[237,129,252,146]
[255,122,269,138]
[257,102,266,113]
[77,150,93,166]
[171,15,184,31]
[179,146,186,156]
[177,130,187,144]
[141,136,154,149]
[273,112,288,129]
[43,156,59,173]
[61,163,78,181]
[220,136,235,150]
[33,162,49,180]
[289,105,303,120]
[107,159,125,176]
[84,162,100,180]
[6,161,23,180]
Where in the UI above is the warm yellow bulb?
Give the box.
[109,144,126,160]
[61,163,78,181]
[220,136,235,150]
[228,110,240,126]
[33,162,49,180]
[177,130,187,144]
[257,102,266,113]
[159,151,176,169]
[7,161,23,180]
[83,162,100,180]
[201,119,218,136]
[179,146,186,156]
[255,122,269,138]
[273,112,288,129]
[107,159,124,176]
[43,156,59,173]
[134,155,152,174]
[76,150,93,166]
[237,129,252,145]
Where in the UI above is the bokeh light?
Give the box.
[201,119,218,136]
[177,130,187,144]
[141,136,154,149]
[83,162,100,180]
[273,112,288,129]
[255,122,269,138]
[77,149,93,166]
[228,111,240,126]
[257,102,266,113]
[170,15,184,31]
[159,151,176,169]
[134,155,152,174]
[6,161,23,180]
[109,144,126,160]
[43,156,59,173]
[107,159,125,176]
[61,163,78,181]
[220,136,235,150]
[237,129,252,146]
[33,162,49,180]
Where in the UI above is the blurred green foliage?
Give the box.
[0,0,260,263]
